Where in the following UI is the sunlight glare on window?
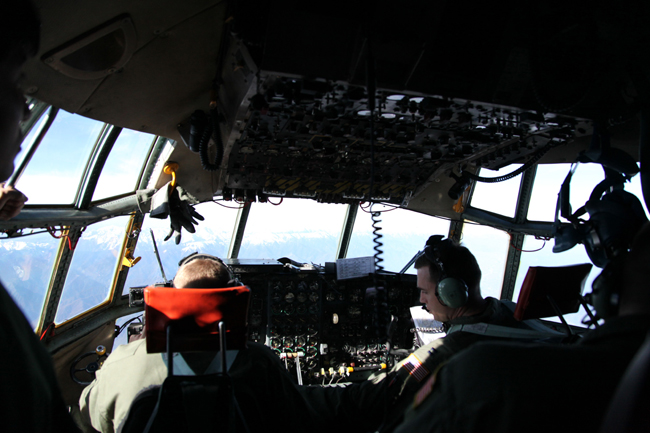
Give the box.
[527,163,605,222]
[469,165,521,218]
[238,199,347,265]
[460,223,509,300]
[528,163,648,222]
[92,129,158,202]
[347,205,450,273]
[16,109,105,205]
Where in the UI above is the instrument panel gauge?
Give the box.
[348,306,362,318]
[250,314,262,327]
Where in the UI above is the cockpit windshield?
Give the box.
[4,104,646,331]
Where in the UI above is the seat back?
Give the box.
[144,286,251,354]
[119,286,252,433]
[118,374,239,433]
[514,264,592,321]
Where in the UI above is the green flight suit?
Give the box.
[78,338,323,433]
[394,314,650,433]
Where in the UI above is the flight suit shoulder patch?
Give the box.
[402,353,430,382]
[412,363,443,409]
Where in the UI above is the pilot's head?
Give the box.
[173,253,235,289]
[0,0,40,181]
[414,235,482,323]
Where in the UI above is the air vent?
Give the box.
[41,14,137,80]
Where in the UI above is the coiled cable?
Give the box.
[371,208,384,273]
[198,108,224,172]
[365,39,389,344]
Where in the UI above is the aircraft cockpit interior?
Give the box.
[2,1,650,432]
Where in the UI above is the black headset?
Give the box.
[176,252,241,287]
[552,145,647,269]
[422,235,469,308]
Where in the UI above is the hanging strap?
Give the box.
[162,350,239,375]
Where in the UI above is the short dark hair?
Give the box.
[173,258,232,289]
[0,0,40,64]
[415,237,482,296]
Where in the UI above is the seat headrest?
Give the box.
[144,286,251,353]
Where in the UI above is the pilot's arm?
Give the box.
[0,183,27,220]
[78,381,101,433]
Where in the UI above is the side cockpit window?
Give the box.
[0,231,60,329]
[55,216,130,325]
[91,129,158,202]
[14,109,104,204]
[470,165,522,218]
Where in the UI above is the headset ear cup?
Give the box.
[437,277,469,308]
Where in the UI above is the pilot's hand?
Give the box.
[163,185,204,244]
[0,183,28,220]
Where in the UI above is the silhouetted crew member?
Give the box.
[0,1,80,431]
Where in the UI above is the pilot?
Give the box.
[392,223,650,433]
[301,235,554,433]
[78,254,322,433]
[0,1,80,432]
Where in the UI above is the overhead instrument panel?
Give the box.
[222,75,591,206]
[227,259,418,384]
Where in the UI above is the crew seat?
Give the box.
[119,285,251,433]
